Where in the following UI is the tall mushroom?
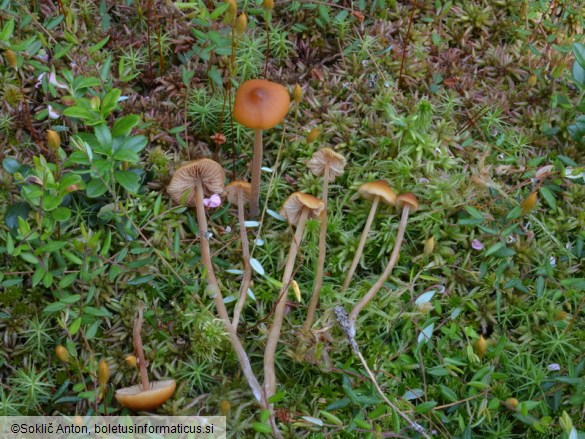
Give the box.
[115,304,176,411]
[302,148,346,331]
[264,192,324,399]
[167,159,264,406]
[348,192,419,329]
[341,180,397,292]
[224,180,253,329]
[233,79,290,218]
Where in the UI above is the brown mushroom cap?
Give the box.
[167,159,225,207]
[306,148,346,182]
[115,379,176,411]
[396,192,419,211]
[233,79,290,130]
[224,180,252,205]
[280,192,325,225]
[357,180,397,205]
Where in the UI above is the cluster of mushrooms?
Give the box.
[113,79,419,435]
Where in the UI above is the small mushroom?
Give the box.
[302,148,346,331]
[115,304,176,411]
[341,180,397,292]
[224,180,253,328]
[167,160,264,406]
[233,79,290,218]
[264,192,324,399]
[348,192,419,328]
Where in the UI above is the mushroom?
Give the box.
[233,79,290,218]
[167,159,264,406]
[348,192,419,329]
[264,192,324,399]
[341,180,397,292]
[224,180,253,328]
[115,304,176,411]
[302,148,346,331]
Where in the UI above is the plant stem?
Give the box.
[133,303,150,391]
[348,206,410,328]
[249,129,263,218]
[341,196,380,293]
[264,209,309,398]
[303,163,330,331]
[193,180,265,406]
[232,189,252,329]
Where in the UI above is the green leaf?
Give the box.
[36,241,67,254]
[572,61,585,89]
[88,35,110,54]
[251,423,272,434]
[3,157,20,174]
[86,178,108,198]
[101,88,121,117]
[485,242,504,256]
[69,317,82,335]
[51,207,72,222]
[415,400,437,414]
[112,114,140,137]
[63,106,96,121]
[0,18,15,42]
[320,410,344,426]
[94,124,112,148]
[439,385,458,402]
[112,149,139,162]
[44,301,68,313]
[20,253,39,264]
[5,202,30,231]
[114,170,140,193]
[117,135,147,153]
[573,43,585,69]
[539,186,556,209]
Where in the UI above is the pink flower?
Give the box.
[203,194,221,209]
[471,239,484,250]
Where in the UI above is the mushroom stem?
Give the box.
[133,304,150,391]
[303,163,330,331]
[232,189,253,329]
[341,195,380,292]
[193,180,265,407]
[264,208,309,398]
[348,205,411,329]
[249,128,263,218]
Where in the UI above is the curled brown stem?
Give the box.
[133,303,149,391]
[264,209,309,398]
[249,129,263,218]
[341,196,380,292]
[303,164,330,331]
[193,180,265,406]
[348,206,411,328]
[232,189,252,329]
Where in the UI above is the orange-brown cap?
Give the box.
[280,192,325,225]
[167,159,225,207]
[396,192,419,211]
[115,379,176,411]
[233,79,290,130]
[307,148,346,182]
[224,180,252,205]
[357,180,397,205]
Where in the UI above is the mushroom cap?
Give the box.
[233,79,290,130]
[357,180,397,205]
[167,159,225,207]
[306,148,346,182]
[280,192,325,225]
[396,192,419,211]
[115,379,176,411]
[224,180,252,205]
